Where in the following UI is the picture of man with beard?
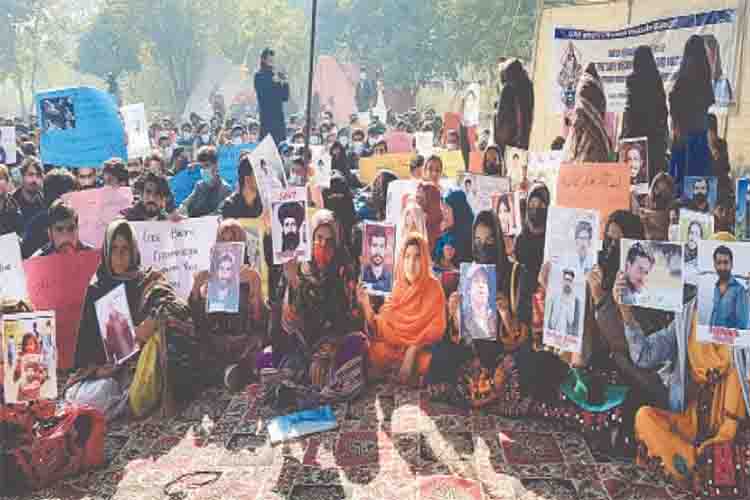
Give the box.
[207,246,242,313]
[685,177,713,213]
[709,245,749,331]
[277,200,305,255]
[362,224,393,293]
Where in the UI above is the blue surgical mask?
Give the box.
[339,136,349,147]
[201,168,214,183]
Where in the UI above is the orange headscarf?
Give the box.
[375,233,447,347]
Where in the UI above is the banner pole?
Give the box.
[304,0,319,156]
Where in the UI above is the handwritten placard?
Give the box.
[36,87,127,168]
[556,163,630,233]
[23,250,101,370]
[218,143,257,188]
[62,186,133,249]
[131,216,220,298]
[0,233,28,300]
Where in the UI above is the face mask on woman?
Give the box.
[313,241,334,268]
[232,136,243,146]
[201,134,210,143]
[527,206,548,228]
[474,242,498,265]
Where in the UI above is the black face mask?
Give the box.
[527,207,548,228]
[474,242,498,265]
[693,193,707,206]
[484,161,500,176]
[599,237,621,291]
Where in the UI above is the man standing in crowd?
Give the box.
[362,225,392,293]
[31,200,93,257]
[121,172,169,221]
[255,48,289,147]
[709,245,749,331]
[13,157,45,230]
[179,145,231,217]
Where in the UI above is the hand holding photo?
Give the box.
[459,263,497,341]
[2,312,58,404]
[544,207,600,280]
[207,242,245,314]
[679,210,714,285]
[697,240,750,346]
[619,239,684,313]
[271,187,310,265]
[683,176,718,213]
[95,284,138,365]
[457,173,511,215]
[361,222,396,295]
[543,265,585,354]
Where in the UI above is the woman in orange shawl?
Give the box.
[358,232,447,385]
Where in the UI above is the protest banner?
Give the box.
[696,240,750,347]
[385,131,413,154]
[62,186,133,249]
[237,218,269,299]
[120,103,150,159]
[131,216,219,298]
[23,250,101,370]
[0,126,17,165]
[551,9,739,113]
[2,311,58,403]
[556,163,630,234]
[36,87,127,167]
[415,132,434,158]
[270,187,310,265]
[218,143,257,188]
[169,166,201,207]
[358,153,414,183]
[0,233,28,300]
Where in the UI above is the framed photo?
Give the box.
[2,311,57,403]
[207,242,245,314]
[619,136,649,193]
[271,188,310,265]
[459,263,497,341]
[360,222,396,295]
[543,265,585,354]
[619,239,684,312]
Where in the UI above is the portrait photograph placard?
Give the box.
[619,239,684,313]
[459,263,497,341]
[360,222,396,295]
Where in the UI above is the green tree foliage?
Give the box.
[77,10,141,80]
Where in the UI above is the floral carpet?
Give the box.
[6,383,707,500]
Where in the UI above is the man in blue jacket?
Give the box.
[254,48,289,147]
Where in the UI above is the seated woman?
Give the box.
[260,210,368,404]
[436,189,473,264]
[359,233,447,386]
[426,211,535,407]
[189,219,267,392]
[635,233,750,488]
[71,220,199,419]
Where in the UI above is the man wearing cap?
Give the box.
[278,201,305,253]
